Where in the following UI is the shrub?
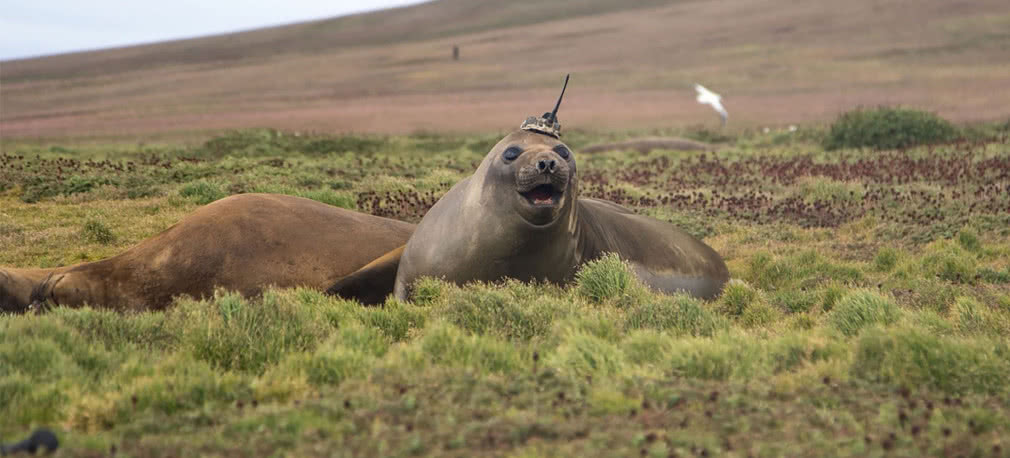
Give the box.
[823,106,958,150]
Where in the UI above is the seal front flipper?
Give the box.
[326,245,405,305]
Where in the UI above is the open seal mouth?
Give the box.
[519,183,564,207]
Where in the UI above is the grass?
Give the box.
[1,127,1009,456]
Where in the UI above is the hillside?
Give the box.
[2,0,1009,139]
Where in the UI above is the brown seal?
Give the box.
[387,129,729,301]
[0,193,413,312]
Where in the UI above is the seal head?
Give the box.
[491,132,575,227]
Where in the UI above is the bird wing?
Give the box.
[694,83,720,101]
[711,99,728,120]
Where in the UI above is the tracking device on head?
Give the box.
[520,74,569,139]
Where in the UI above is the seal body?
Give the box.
[393,130,729,300]
[1,194,414,312]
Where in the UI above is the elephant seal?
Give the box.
[1,193,413,312]
[374,76,729,301]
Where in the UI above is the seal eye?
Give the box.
[553,145,571,160]
[502,146,522,161]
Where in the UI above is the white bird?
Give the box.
[694,83,728,126]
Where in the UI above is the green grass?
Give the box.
[2,127,1009,456]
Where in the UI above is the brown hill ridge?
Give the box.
[2,0,1008,139]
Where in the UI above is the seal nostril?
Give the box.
[549,160,556,171]
[537,160,547,171]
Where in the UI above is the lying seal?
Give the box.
[1,194,413,312]
[347,75,728,301]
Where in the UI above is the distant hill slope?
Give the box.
[1,0,671,82]
[2,0,1008,139]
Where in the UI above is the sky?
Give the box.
[0,0,427,60]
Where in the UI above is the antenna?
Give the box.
[546,74,570,122]
[520,73,571,138]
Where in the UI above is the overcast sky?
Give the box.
[0,0,427,60]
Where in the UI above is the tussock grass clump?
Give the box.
[823,106,958,150]
[873,246,899,272]
[665,334,762,380]
[549,328,626,379]
[286,324,388,387]
[740,301,783,328]
[953,296,1010,336]
[0,315,125,427]
[80,219,116,244]
[718,279,761,316]
[920,240,978,284]
[957,229,982,252]
[70,355,252,430]
[576,253,637,304]
[745,250,863,292]
[852,327,1010,394]
[167,289,333,373]
[439,284,567,341]
[828,290,900,336]
[178,180,226,204]
[626,294,727,337]
[51,307,173,350]
[621,330,671,365]
[410,277,449,306]
[414,323,523,374]
[772,289,819,314]
[356,299,427,342]
[666,333,846,381]
[820,282,846,311]
[123,175,159,199]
